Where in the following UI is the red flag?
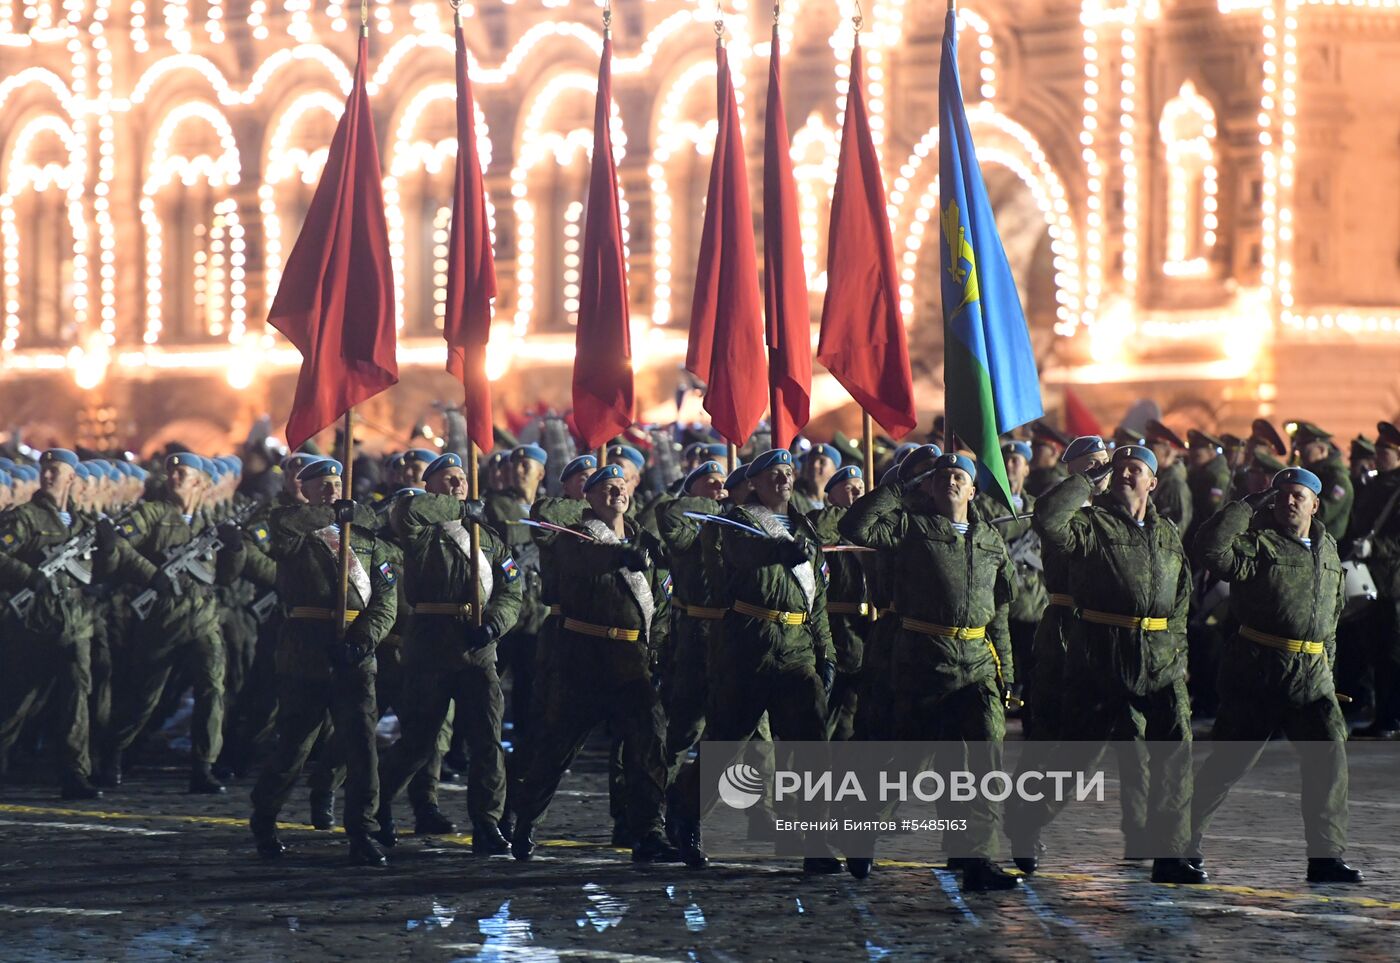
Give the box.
[816,38,916,440]
[685,42,766,446]
[572,36,633,450]
[764,24,812,451]
[1063,386,1103,438]
[267,33,397,450]
[444,19,497,450]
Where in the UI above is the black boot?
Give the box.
[846,857,873,880]
[95,750,122,788]
[1009,834,1042,875]
[250,815,286,860]
[961,859,1022,892]
[803,856,844,875]
[347,833,388,867]
[60,774,102,801]
[414,805,457,836]
[611,820,634,848]
[511,821,536,861]
[188,765,227,795]
[309,790,334,830]
[1151,857,1209,884]
[1307,858,1364,884]
[632,833,685,864]
[371,806,398,848]
[498,811,515,844]
[669,820,709,869]
[472,822,511,856]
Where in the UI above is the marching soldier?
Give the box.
[97,452,229,794]
[842,450,1019,890]
[1185,429,1232,546]
[1006,444,1203,885]
[1351,436,1378,492]
[1025,423,1070,496]
[0,449,100,799]
[1350,421,1400,738]
[1293,422,1354,540]
[509,464,683,865]
[376,453,523,854]
[248,458,398,866]
[1190,467,1361,884]
[792,443,842,515]
[810,464,869,742]
[1145,420,1192,532]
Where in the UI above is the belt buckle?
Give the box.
[954,627,971,640]
[607,627,624,640]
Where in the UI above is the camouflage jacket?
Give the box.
[0,493,96,643]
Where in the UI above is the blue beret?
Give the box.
[892,442,922,467]
[106,463,123,482]
[1112,444,1158,475]
[897,444,943,483]
[749,448,794,475]
[282,453,319,475]
[0,457,13,470]
[73,463,91,481]
[486,450,510,466]
[514,444,548,466]
[684,460,725,492]
[133,466,149,482]
[404,448,437,465]
[684,442,728,462]
[112,460,131,477]
[226,455,242,472]
[1062,435,1107,463]
[805,443,842,468]
[41,448,80,468]
[1272,467,1322,495]
[583,463,626,492]
[825,465,864,494]
[165,452,207,475]
[560,454,598,482]
[0,469,10,487]
[880,465,902,487]
[205,459,224,482]
[606,444,644,470]
[933,452,978,481]
[422,452,463,481]
[703,443,729,460]
[13,465,37,482]
[387,452,407,470]
[1001,441,1032,463]
[297,458,343,481]
[725,463,750,489]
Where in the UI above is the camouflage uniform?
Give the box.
[1306,453,1354,541]
[1151,461,1193,532]
[810,503,871,742]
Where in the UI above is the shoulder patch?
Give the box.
[820,559,831,586]
[1,532,13,546]
[251,526,269,546]
[662,572,673,600]
[501,556,520,583]
[378,560,397,585]
[120,522,139,539]
[1209,487,1223,499]
[1329,485,1346,501]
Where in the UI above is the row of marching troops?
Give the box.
[1,413,1396,891]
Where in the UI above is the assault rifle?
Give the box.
[130,500,259,621]
[8,529,97,620]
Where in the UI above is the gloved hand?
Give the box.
[148,569,177,595]
[818,659,836,694]
[1083,461,1114,486]
[333,499,358,526]
[778,537,812,566]
[26,569,52,594]
[331,639,374,668]
[621,547,650,572]
[95,517,118,552]
[464,622,499,651]
[1003,683,1025,711]
[216,521,242,546]
[460,499,488,526]
[1242,489,1276,511]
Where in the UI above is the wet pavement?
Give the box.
[2,736,1398,962]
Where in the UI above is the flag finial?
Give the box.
[852,0,862,31]
[603,0,612,38]
[449,0,462,28]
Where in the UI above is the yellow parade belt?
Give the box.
[898,617,986,640]
[877,607,897,619]
[732,599,810,626]
[562,617,641,642]
[548,604,562,616]
[288,606,360,624]
[1240,625,1325,656]
[413,602,475,617]
[826,601,871,617]
[1079,609,1169,632]
[1048,593,1076,608]
[682,604,729,620]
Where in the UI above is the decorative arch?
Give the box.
[1157,80,1218,278]
[140,102,243,345]
[0,113,87,351]
[510,71,629,335]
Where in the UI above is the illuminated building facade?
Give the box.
[2,0,1399,451]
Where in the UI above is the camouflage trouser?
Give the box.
[251,659,379,835]
[108,627,225,768]
[660,612,714,783]
[0,633,92,779]
[380,638,505,828]
[852,612,899,742]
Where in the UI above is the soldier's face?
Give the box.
[1003,453,1029,490]
[427,465,468,499]
[607,459,641,493]
[402,459,430,487]
[40,461,74,499]
[562,468,595,500]
[514,458,545,491]
[167,465,202,499]
[1298,440,1328,465]
[803,455,836,487]
[1188,447,1215,468]
[305,475,342,505]
[827,477,865,508]
[1068,450,1110,492]
[1273,483,1318,529]
[586,477,630,516]
[1031,442,1059,468]
[1148,441,1178,469]
[924,467,974,514]
[1112,458,1157,500]
[753,465,794,503]
[1377,447,1400,472]
[688,473,725,501]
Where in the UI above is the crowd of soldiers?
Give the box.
[1,411,1397,892]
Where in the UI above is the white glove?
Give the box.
[1356,538,1373,560]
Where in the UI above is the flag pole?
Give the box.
[335,408,355,640]
[467,414,483,628]
[862,412,874,476]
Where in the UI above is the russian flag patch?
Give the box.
[378,561,397,585]
[501,556,520,583]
